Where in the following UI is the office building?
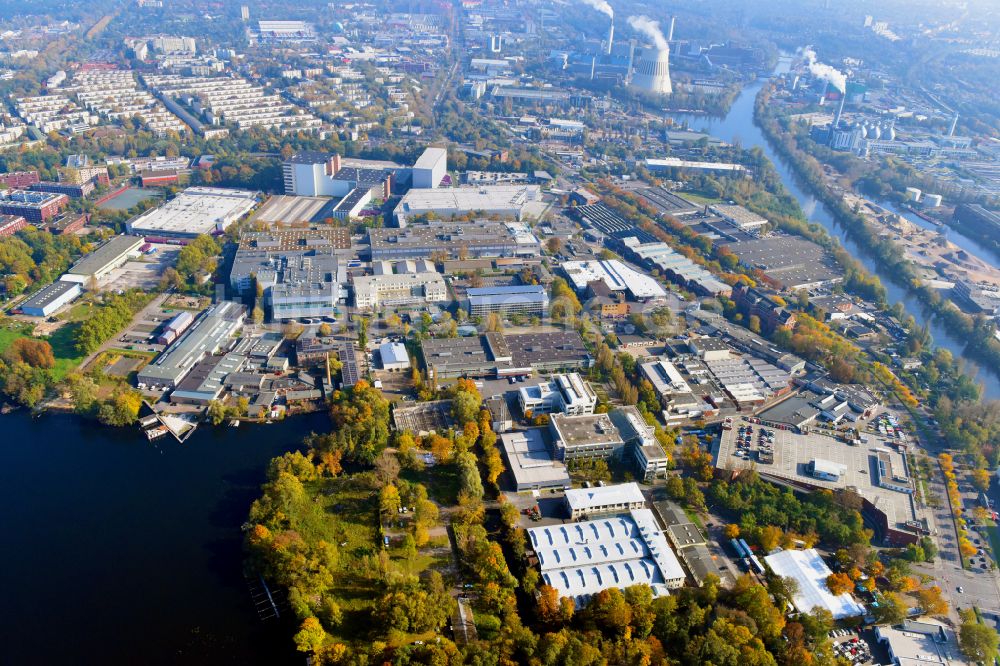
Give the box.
[467,285,548,317]
[353,270,447,310]
[563,482,646,520]
[527,508,686,607]
[20,280,82,317]
[61,235,145,285]
[549,412,625,462]
[127,187,258,238]
[518,372,597,417]
[412,146,447,189]
[0,190,68,223]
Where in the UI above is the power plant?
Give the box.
[605,20,614,55]
[630,45,672,95]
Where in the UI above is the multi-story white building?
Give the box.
[412,146,447,189]
[353,271,447,310]
[518,372,597,417]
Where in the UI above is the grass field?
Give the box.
[0,319,83,381]
[680,191,723,206]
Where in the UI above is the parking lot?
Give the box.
[830,629,884,665]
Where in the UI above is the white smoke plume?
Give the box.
[580,0,613,19]
[801,46,846,93]
[628,15,668,51]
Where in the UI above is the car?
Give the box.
[958,586,964,593]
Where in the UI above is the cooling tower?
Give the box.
[630,46,672,95]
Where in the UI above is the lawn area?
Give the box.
[679,191,722,206]
[985,522,1000,565]
[402,462,460,505]
[58,300,99,324]
[47,323,85,381]
[0,320,82,381]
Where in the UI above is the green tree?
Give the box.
[960,612,1000,663]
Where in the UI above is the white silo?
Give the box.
[630,46,672,95]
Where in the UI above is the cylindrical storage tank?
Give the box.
[905,187,922,202]
[924,193,942,208]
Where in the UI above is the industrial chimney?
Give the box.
[667,17,676,42]
[948,113,958,137]
[606,20,614,55]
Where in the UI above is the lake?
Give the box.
[0,409,330,665]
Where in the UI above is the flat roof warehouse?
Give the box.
[127,187,259,238]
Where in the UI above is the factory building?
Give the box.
[499,428,572,492]
[393,185,543,226]
[127,187,259,238]
[20,280,82,317]
[229,229,350,321]
[137,301,245,391]
[61,235,145,286]
[281,152,392,218]
[561,259,667,302]
[368,222,539,260]
[527,508,685,607]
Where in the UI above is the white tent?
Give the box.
[764,548,865,619]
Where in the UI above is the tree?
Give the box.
[757,525,783,552]
[293,616,327,654]
[959,612,1000,663]
[971,468,992,493]
[379,483,401,517]
[724,524,741,540]
[319,322,332,336]
[207,399,227,425]
[457,451,484,500]
[826,572,854,596]
[485,312,503,333]
[5,338,55,368]
[537,584,563,625]
[357,317,369,350]
[374,450,401,487]
[97,388,142,426]
[872,592,908,625]
[915,586,948,617]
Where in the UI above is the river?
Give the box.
[669,61,1000,399]
[0,410,329,665]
